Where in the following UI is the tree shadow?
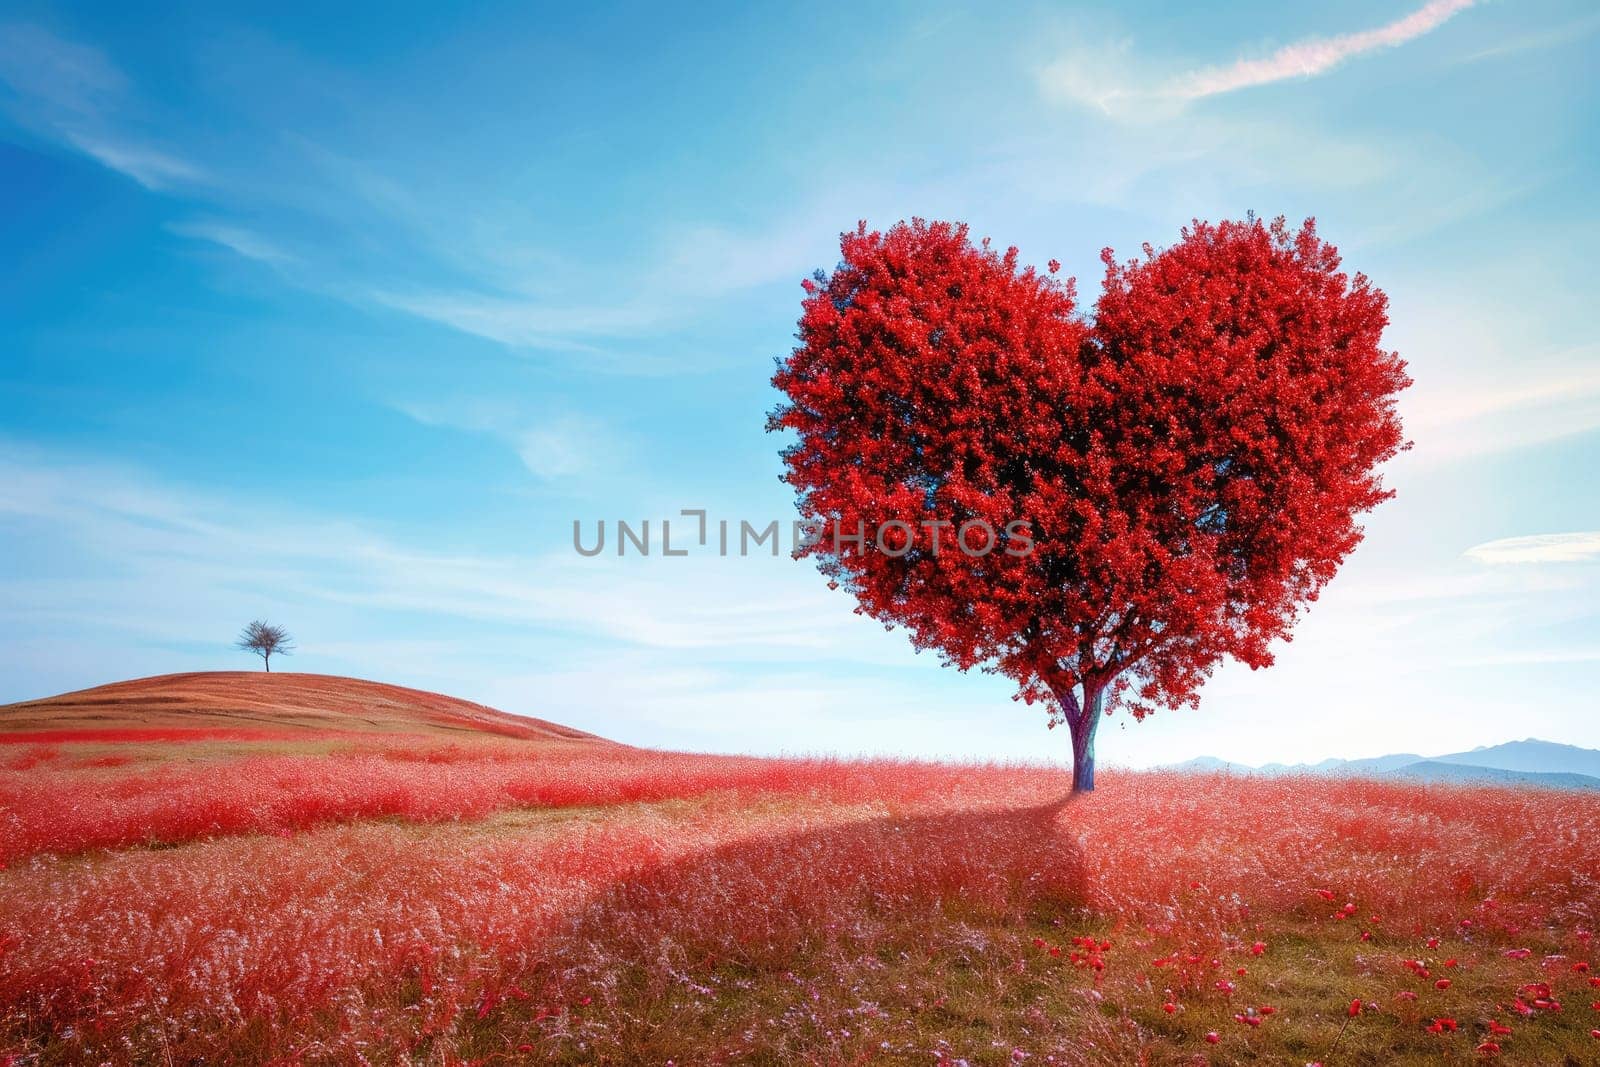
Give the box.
[499,796,1091,1061]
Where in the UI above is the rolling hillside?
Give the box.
[0,671,605,743]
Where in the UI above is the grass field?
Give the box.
[2,674,1598,1065]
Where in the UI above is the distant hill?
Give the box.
[1387,761,1600,790]
[1293,752,1429,775]
[1166,738,1600,791]
[0,672,606,743]
[1425,738,1600,778]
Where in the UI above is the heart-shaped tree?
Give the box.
[769,216,1410,791]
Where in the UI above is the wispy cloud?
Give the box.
[1465,532,1600,566]
[62,131,203,188]
[168,220,292,264]
[513,419,605,480]
[7,22,840,365]
[370,289,666,351]
[1401,344,1600,463]
[0,22,203,189]
[1456,9,1600,64]
[365,203,849,358]
[1040,1,1478,115]
[1177,0,1478,100]
[394,398,618,481]
[0,22,124,111]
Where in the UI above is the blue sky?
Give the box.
[2,1,1598,766]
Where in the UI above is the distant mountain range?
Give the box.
[1167,739,1600,790]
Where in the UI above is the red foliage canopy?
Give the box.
[770,217,1409,784]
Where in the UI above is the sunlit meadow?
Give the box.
[3,676,1597,1065]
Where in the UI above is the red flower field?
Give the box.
[2,674,1598,1064]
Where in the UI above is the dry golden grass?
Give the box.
[0,671,600,742]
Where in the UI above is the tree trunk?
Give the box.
[264,653,271,672]
[1069,687,1103,793]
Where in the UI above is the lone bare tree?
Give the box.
[236,620,293,672]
